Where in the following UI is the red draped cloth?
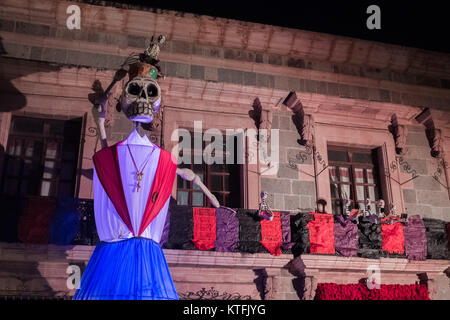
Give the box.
[381,220,405,254]
[307,213,335,254]
[315,283,429,300]
[18,196,56,244]
[260,211,283,256]
[93,143,177,237]
[192,207,216,250]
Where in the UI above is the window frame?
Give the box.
[328,146,382,214]
[176,130,241,208]
[1,115,81,198]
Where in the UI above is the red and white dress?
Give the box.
[73,130,178,300]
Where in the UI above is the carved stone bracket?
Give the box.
[388,114,408,155]
[415,108,444,158]
[249,98,262,130]
[282,91,314,147]
[249,97,272,130]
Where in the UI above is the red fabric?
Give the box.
[192,207,216,250]
[18,197,56,244]
[260,211,283,256]
[381,220,405,254]
[315,283,430,300]
[93,143,135,235]
[93,144,177,237]
[307,213,335,254]
[138,149,177,236]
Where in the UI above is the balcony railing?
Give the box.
[0,196,449,262]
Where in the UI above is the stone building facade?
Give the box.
[0,0,449,299]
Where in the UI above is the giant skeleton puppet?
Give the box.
[73,36,220,300]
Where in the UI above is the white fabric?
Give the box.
[93,129,171,243]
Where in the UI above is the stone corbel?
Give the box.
[388,114,408,156]
[429,128,443,158]
[287,257,318,300]
[415,108,444,158]
[282,91,314,147]
[248,97,273,148]
[249,97,262,136]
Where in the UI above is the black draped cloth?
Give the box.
[357,215,382,259]
[423,218,450,260]
[163,202,195,250]
[290,212,310,257]
[236,209,265,253]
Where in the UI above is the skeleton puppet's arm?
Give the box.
[176,168,220,208]
[93,69,128,149]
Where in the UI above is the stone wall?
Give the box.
[1,0,449,217]
[263,111,316,212]
[1,21,449,112]
[0,1,449,300]
[400,126,450,221]
[1,0,450,112]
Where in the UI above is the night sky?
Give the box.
[104,0,449,54]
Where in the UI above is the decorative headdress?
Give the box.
[115,35,166,123]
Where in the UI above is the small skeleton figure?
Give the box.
[341,191,351,216]
[389,203,397,217]
[141,35,166,79]
[400,213,408,223]
[376,199,385,218]
[342,198,351,216]
[383,203,398,224]
[382,203,408,224]
[363,199,371,217]
[144,35,166,62]
[257,191,274,221]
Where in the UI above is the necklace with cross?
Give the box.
[127,144,155,192]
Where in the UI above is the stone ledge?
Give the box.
[0,242,448,299]
[1,242,448,275]
[297,254,449,275]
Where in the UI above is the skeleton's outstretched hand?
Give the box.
[176,168,220,208]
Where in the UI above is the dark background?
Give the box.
[101,0,449,54]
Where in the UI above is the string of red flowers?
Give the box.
[314,283,430,300]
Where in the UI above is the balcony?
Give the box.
[0,197,448,300]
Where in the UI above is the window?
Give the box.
[1,116,82,197]
[176,131,242,208]
[328,147,382,214]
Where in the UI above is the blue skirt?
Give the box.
[73,237,178,300]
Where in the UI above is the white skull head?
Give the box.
[119,76,161,123]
